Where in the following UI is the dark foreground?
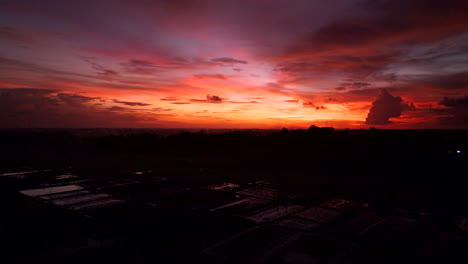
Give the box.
[1,127,467,263]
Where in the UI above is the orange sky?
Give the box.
[1,0,467,129]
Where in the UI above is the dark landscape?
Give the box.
[1,127,467,263]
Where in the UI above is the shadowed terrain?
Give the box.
[1,128,467,263]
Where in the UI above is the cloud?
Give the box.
[206,94,222,103]
[438,95,468,128]
[303,101,316,107]
[439,95,468,107]
[108,106,127,111]
[0,88,154,128]
[152,107,172,112]
[0,87,57,96]
[338,81,372,90]
[405,72,468,90]
[128,59,155,67]
[0,26,31,43]
[298,100,326,110]
[0,56,105,82]
[113,99,151,106]
[81,57,118,78]
[365,89,407,125]
[189,99,206,103]
[283,99,299,103]
[121,59,158,75]
[211,57,248,65]
[227,100,259,104]
[190,94,223,103]
[193,74,227,80]
[290,0,468,54]
[160,97,179,101]
[274,61,316,73]
[57,93,101,106]
[315,105,327,110]
[277,0,468,85]
[2,0,468,129]
[310,19,403,48]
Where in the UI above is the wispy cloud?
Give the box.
[113,99,151,106]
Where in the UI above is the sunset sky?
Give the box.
[1,0,468,129]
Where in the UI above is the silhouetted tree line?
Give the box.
[0,127,466,180]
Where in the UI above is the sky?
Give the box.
[1,0,468,129]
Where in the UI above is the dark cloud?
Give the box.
[299,100,326,110]
[406,72,468,90]
[227,100,259,104]
[0,88,60,108]
[190,99,206,103]
[309,18,409,49]
[279,0,468,84]
[108,106,127,111]
[292,0,468,53]
[0,26,30,43]
[160,97,179,101]
[0,56,166,92]
[152,107,172,112]
[315,105,327,110]
[113,99,151,106]
[338,81,372,90]
[206,94,222,103]
[190,94,223,103]
[57,93,101,106]
[347,88,385,97]
[0,88,152,128]
[435,95,468,128]
[128,59,155,67]
[171,102,192,105]
[274,53,398,80]
[81,57,118,78]
[193,74,227,80]
[120,57,221,74]
[121,59,158,75]
[211,57,248,65]
[274,61,316,73]
[364,0,468,26]
[439,95,468,107]
[0,56,106,81]
[0,87,57,96]
[365,89,407,125]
